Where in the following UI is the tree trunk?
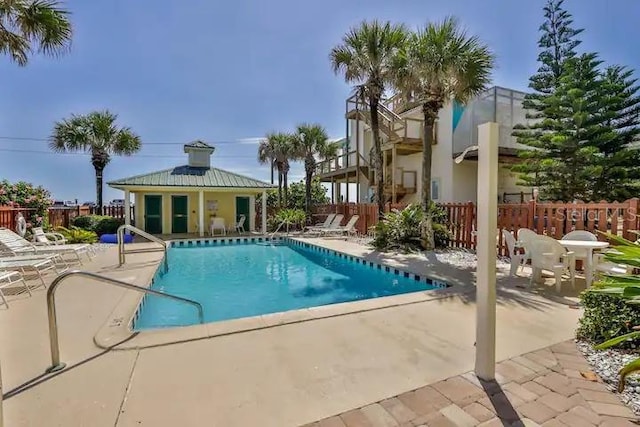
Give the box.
[421,106,436,250]
[277,168,283,208]
[283,166,289,208]
[304,155,315,216]
[369,96,385,218]
[91,150,109,212]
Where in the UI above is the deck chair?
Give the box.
[32,227,68,245]
[0,270,31,308]
[529,235,576,292]
[0,255,60,288]
[321,215,359,237]
[306,214,344,233]
[305,214,336,231]
[502,230,525,277]
[0,228,92,264]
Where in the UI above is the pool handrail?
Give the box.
[117,224,168,273]
[45,270,204,373]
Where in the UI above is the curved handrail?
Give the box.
[117,224,168,272]
[45,270,204,373]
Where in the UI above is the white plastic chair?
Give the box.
[593,250,633,277]
[32,227,67,245]
[209,217,226,236]
[305,213,336,231]
[321,215,359,237]
[561,230,597,261]
[516,228,538,267]
[529,235,576,292]
[502,230,525,277]
[307,214,344,233]
[233,215,246,234]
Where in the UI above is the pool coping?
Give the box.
[94,236,467,350]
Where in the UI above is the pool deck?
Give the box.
[0,237,607,426]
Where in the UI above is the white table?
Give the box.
[558,240,609,288]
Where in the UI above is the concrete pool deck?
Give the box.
[1,238,588,426]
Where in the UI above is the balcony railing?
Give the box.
[316,151,368,175]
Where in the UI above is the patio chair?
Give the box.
[516,228,538,266]
[0,255,60,288]
[231,215,246,234]
[320,215,359,237]
[0,228,92,264]
[32,227,68,245]
[305,213,336,231]
[529,235,576,292]
[209,217,226,236]
[593,250,633,277]
[0,270,31,308]
[502,229,525,277]
[561,230,597,261]
[306,214,344,233]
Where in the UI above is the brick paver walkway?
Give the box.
[303,340,638,427]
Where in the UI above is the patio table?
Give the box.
[558,240,609,288]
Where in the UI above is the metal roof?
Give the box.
[108,165,274,189]
[183,140,214,149]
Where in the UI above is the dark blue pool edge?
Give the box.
[130,236,451,331]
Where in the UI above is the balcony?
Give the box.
[315,151,368,178]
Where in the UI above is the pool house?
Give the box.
[108,141,274,236]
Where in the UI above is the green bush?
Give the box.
[272,208,306,232]
[56,226,98,244]
[577,290,640,347]
[373,204,449,252]
[433,223,451,248]
[72,215,123,236]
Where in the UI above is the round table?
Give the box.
[557,240,609,288]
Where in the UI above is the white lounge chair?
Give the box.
[0,255,59,288]
[307,214,344,233]
[0,270,31,308]
[32,227,68,245]
[0,228,91,264]
[321,215,359,237]
[529,235,576,292]
[561,230,597,262]
[502,229,525,277]
[305,213,336,231]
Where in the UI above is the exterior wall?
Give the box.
[430,104,455,202]
[452,161,478,203]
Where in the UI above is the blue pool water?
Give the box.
[134,241,438,329]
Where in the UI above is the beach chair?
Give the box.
[0,270,31,308]
[321,215,359,237]
[0,254,60,288]
[0,228,92,264]
[306,214,344,234]
[305,214,336,231]
[32,227,68,245]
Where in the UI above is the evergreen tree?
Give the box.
[590,65,640,201]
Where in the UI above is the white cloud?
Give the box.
[236,137,264,145]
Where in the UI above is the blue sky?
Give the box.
[1,0,639,202]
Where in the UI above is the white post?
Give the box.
[198,190,204,237]
[262,191,267,234]
[0,357,4,427]
[475,122,499,380]
[124,189,131,235]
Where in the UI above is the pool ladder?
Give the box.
[269,220,287,240]
[44,270,204,373]
[117,224,168,273]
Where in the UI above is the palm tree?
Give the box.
[292,124,339,215]
[330,20,408,217]
[50,110,141,210]
[258,132,295,208]
[393,17,494,249]
[0,0,72,66]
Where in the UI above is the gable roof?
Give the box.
[108,165,273,189]
[184,140,214,149]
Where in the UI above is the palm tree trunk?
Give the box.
[369,96,384,218]
[304,155,315,216]
[277,168,283,208]
[91,150,109,213]
[421,105,436,250]
[283,166,289,208]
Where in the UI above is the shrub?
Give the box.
[72,215,123,236]
[576,291,640,347]
[0,179,52,226]
[373,204,449,252]
[272,208,306,232]
[56,226,98,244]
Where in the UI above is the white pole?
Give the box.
[198,191,205,237]
[474,122,499,380]
[262,191,267,234]
[124,189,131,235]
[0,356,4,427]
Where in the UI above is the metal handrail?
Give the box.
[45,270,204,373]
[117,224,168,272]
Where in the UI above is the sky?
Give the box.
[1,0,639,203]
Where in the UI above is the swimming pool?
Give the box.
[133,239,444,330]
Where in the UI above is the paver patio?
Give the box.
[305,340,638,426]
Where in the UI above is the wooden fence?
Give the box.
[0,206,134,230]
[312,198,640,254]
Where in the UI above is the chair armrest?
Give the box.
[46,232,66,242]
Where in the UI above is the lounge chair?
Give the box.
[0,228,92,264]
[529,235,576,292]
[502,229,525,277]
[321,215,359,237]
[305,213,336,231]
[306,214,344,234]
[0,270,31,308]
[0,255,60,288]
[32,227,68,245]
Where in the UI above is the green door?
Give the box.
[144,195,162,234]
[235,196,250,227]
[171,195,188,233]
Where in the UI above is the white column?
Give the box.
[124,189,131,234]
[198,190,204,237]
[262,191,267,234]
[0,357,4,427]
[475,122,499,381]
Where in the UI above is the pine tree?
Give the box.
[590,65,640,201]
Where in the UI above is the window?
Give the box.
[431,178,440,200]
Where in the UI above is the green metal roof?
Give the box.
[108,165,274,189]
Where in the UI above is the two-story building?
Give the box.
[316,86,533,204]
